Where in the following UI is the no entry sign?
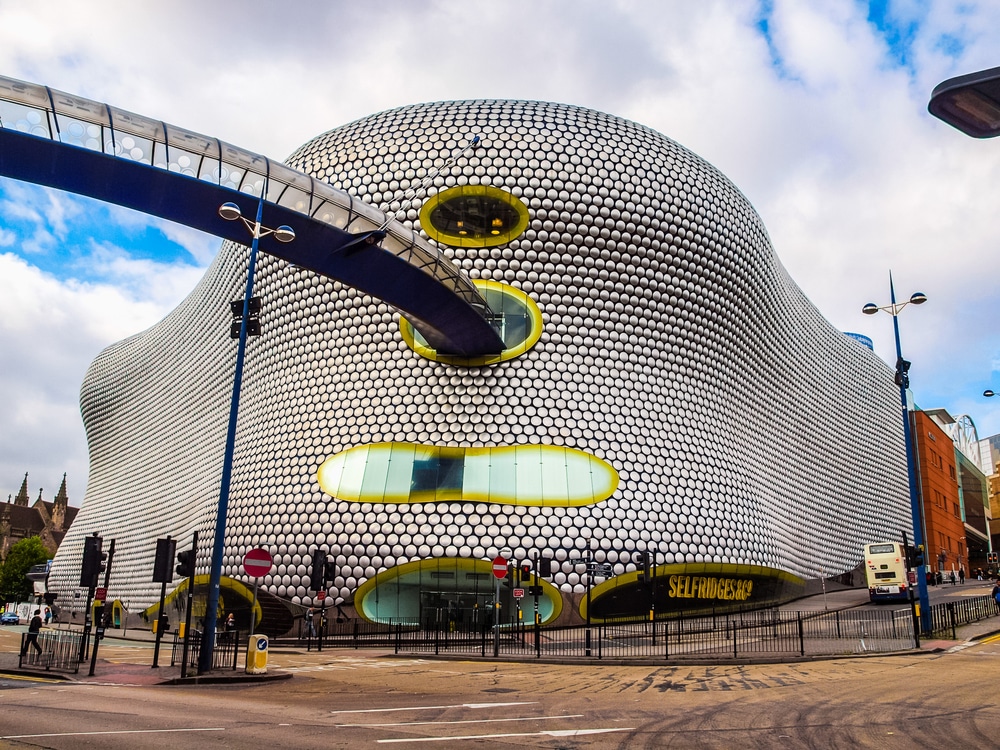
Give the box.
[243,548,273,578]
[492,556,508,579]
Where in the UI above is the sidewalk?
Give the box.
[3,591,998,684]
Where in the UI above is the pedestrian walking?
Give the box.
[20,609,43,657]
[959,568,965,585]
[305,607,315,637]
[950,570,957,586]
[225,612,235,632]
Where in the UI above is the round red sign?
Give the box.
[243,548,273,578]
[492,556,508,579]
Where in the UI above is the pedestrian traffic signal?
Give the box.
[988,551,998,565]
[519,564,532,582]
[80,533,106,587]
[310,549,327,591]
[175,549,195,578]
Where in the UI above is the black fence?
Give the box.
[929,594,1000,638]
[18,629,83,673]
[291,608,913,660]
[169,630,241,671]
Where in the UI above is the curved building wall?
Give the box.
[50,100,909,616]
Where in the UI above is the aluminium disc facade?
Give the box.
[49,99,909,623]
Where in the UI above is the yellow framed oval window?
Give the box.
[400,279,543,365]
[419,185,529,248]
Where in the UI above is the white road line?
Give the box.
[340,714,583,728]
[3,728,225,739]
[331,701,535,715]
[377,727,635,743]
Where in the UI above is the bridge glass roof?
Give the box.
[0,75,488,315]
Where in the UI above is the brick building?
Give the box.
[0,473,79,561]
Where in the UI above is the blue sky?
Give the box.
[2,0,1000,505]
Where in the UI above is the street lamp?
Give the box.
[863,277,930,634]
[929,66,1000,138]
[197,188,294,674]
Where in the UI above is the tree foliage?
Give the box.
[0,536,49,601]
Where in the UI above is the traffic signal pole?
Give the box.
[180,532,198,679]
[88,539,115,677]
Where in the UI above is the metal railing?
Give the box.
[929,594,1000,638]
[388,608,915,660]
[18,629,83,673]
[169,630,241,671]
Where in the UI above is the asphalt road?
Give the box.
[1,632,999,749]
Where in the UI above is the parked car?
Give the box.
[0,611,21,625]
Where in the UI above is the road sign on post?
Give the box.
[492,556,508,579]
[243,548,273,578]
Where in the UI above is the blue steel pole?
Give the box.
[198,187,266,674]
[890,278,931,634]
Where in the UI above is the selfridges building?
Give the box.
[50,99,909,628]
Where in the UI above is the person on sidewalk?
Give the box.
[950,570,957,586]
[20,610,43,657]
[959,568,965,585]
[305,607,316,637]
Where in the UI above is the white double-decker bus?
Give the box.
[864,541,910,603]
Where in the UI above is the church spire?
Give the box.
[51,474,69,530]
[14,472,29,507]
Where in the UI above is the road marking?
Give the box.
[0,674,62,684]
[3,728,225,739]
[377,727,634,743]
[978,633,1000,645]
[340,714,583,728]
[331,702,535,715]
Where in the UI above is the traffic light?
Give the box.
[80,533,106,587]
[910,545,925,568]
[520,564,531,583]
[310,549,327,591]
[175,549,195,579]
[988,551,998,565]
[538,557,552,577]
[152,537,177,583]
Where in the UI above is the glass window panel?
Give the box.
[0,100,52,137]
[384,443,416,503]
[487,448,518,504]
[112,131,154,164]
[56,115,104,151]
[238,168,266,197]
[359,444,393,503]
[335,445,368,501]
[514,445,543,506]
[463,450,492,502]
[539,446,571,506]
[166,146,203,177]
[274,185,311,214]
[566,451,599,504]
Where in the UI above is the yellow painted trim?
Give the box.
[419,185,530,248]
[138,575,263,628]
[400,279,543,366]
[580,563,806,621]
[317,442,619,507]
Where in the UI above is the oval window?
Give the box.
[419,185,529,247]
[400,280,543,365]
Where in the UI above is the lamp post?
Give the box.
[929,66,1000,138]
[197,184,295,674]
[862,277,931,634]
